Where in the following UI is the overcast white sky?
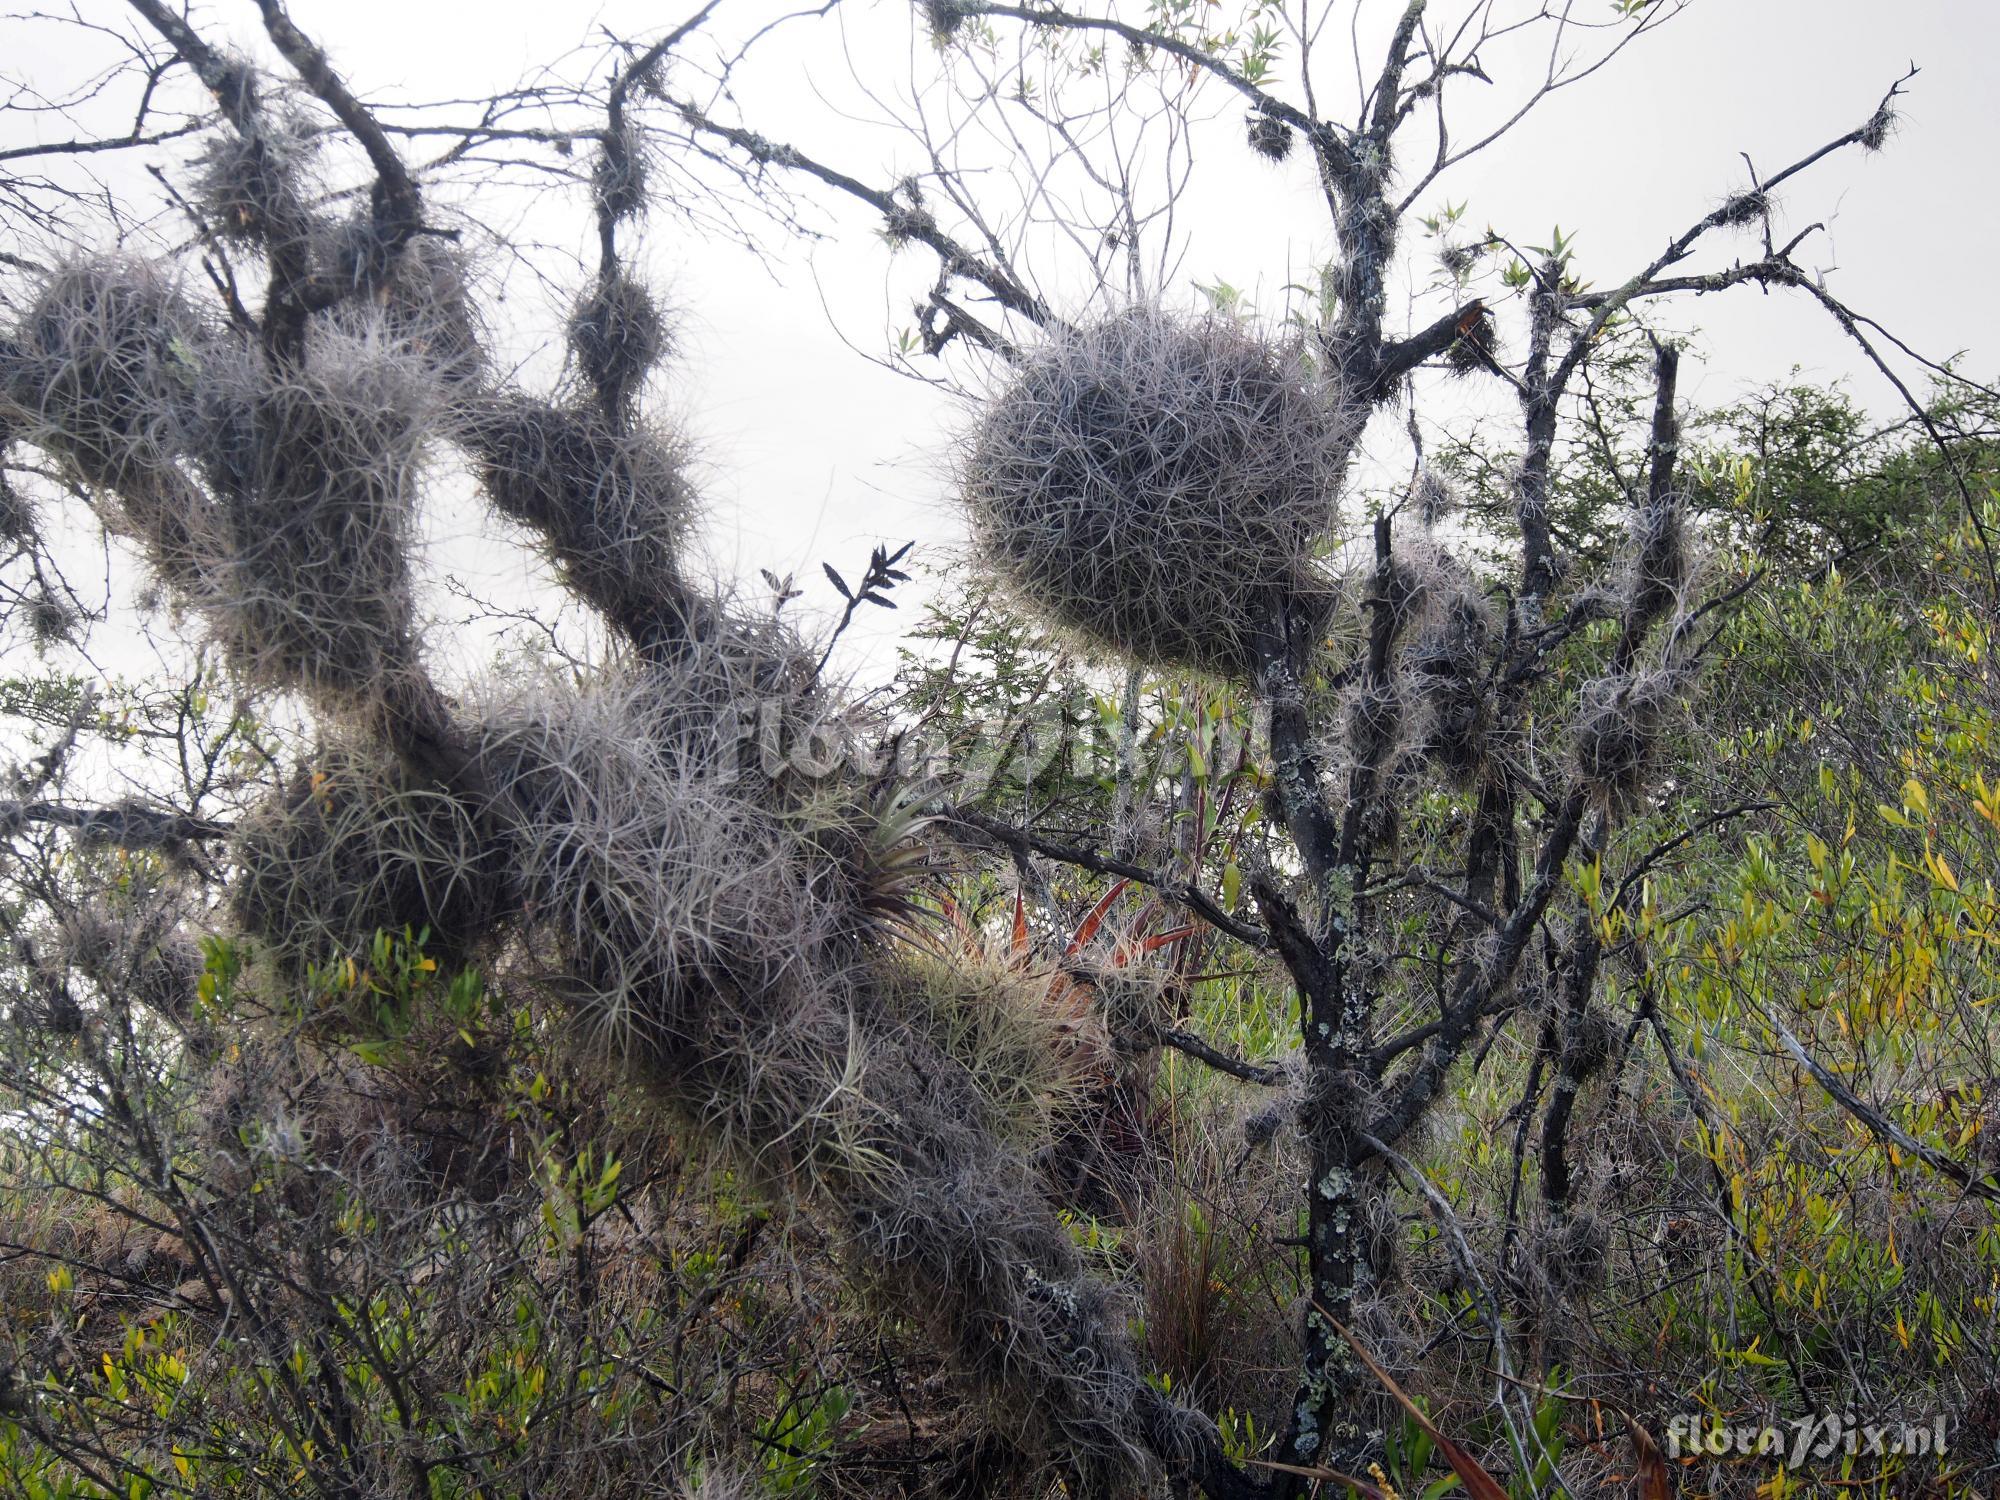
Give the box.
[7,0,1998,682]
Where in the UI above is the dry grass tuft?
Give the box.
[192,315,437,697]
[1622,494,1688,635]
[501,751,804,1062]
[231,741,500,970]
[374,233,486,386]
[1344,676,1405,760]
[1714,189,1770,230]
[1246,112,1294,162]
[462,394,698,644]
[23,586,77,646]
[1414,466,1458,529]
[7,258,216,586]
[1860,102,1897,153]
[1402,567,1501,783]
[1540,1209,1610,1295]
[922,0,970,40]
[1071,959,1168,1060]
[1571,667,1678,812]
[0,470,37,544]
[570,270,670,414]
[961,304,1354,675]
[49,879,202,1024]
[1561,1006,1618,1082]
[466,643,860,1071]
[190,108,317,244]
[836,1078,1158,1490]
[594,120,651,223]
[884,949,1106,1146]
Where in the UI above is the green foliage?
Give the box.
[9,345,2000,1496]
[1682,381,1985,570]
[0,932,816,1498]
[758,1372,850,1493]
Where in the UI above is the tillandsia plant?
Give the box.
[640,2,1996,1493]
[0,7,1231,1495]
[0,2,1993,1499]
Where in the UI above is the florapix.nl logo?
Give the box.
[1665,1412,1948,1468]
